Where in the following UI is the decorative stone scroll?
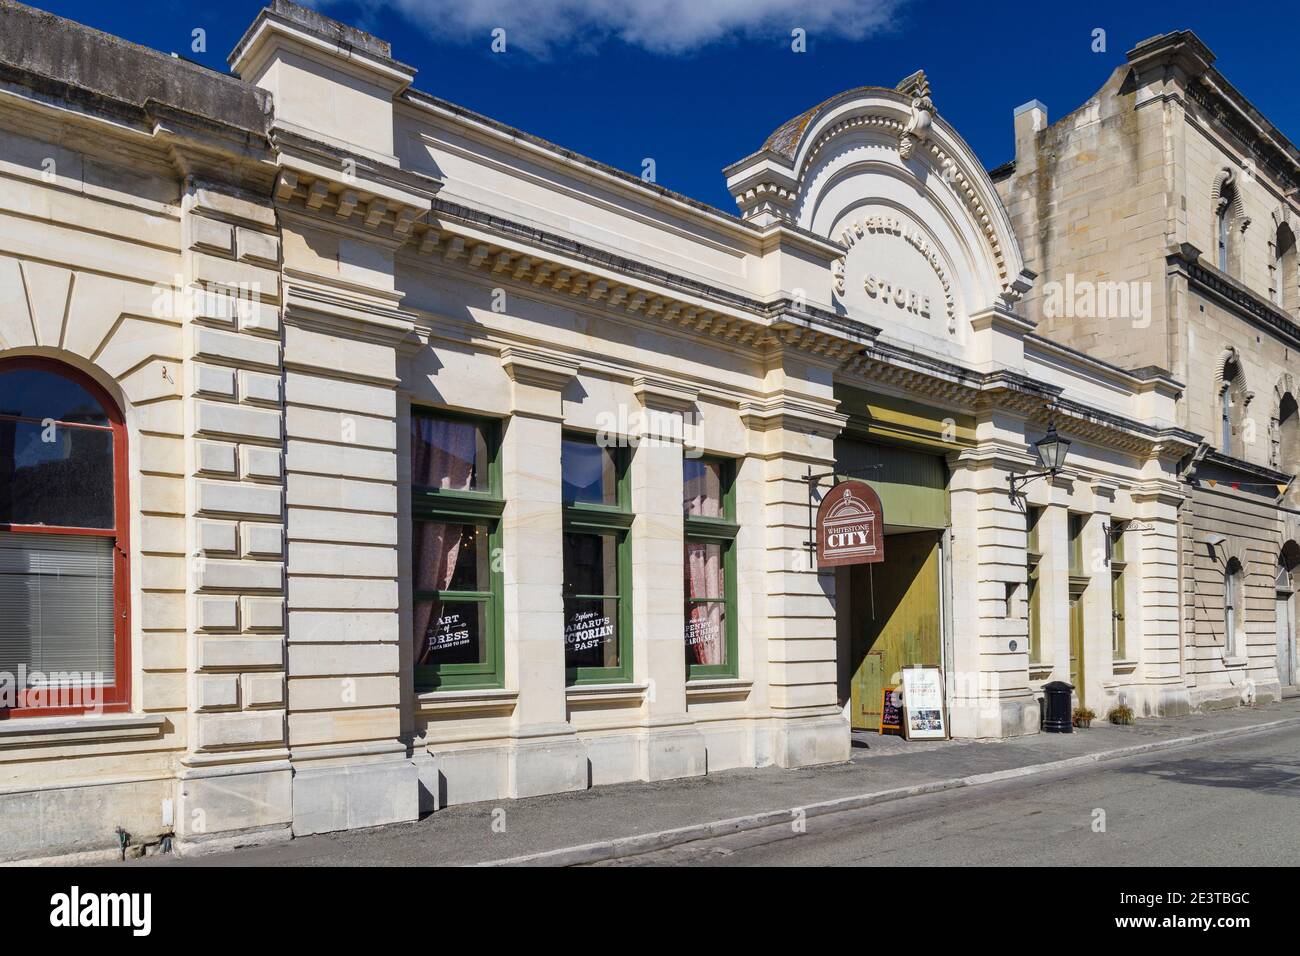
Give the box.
[897,71,934,162]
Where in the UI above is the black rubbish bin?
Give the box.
[1041,681,1074,733]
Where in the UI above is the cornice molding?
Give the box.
[1184,76,1300,199]
[738,395,846,437]
[263,121,1205,468]
[1129,482,1190,508]
[0,66,275,192]
[229,3,416,92]
[1090,478,1120,502]
[633,375,698,414]
[845,339,1202,460]
[1174,253,1300,350]
[499,345,580,391]
[1195,449,1291,484]
[282,272,420,355]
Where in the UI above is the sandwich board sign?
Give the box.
[900,665,948,741]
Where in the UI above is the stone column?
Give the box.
[1131,482,1191,714]
[1041,475,1074,683]
[1081,481,1116,712]
[947,442,1038,738]
[282,315,417,836]
[175,182,292,852]
[629,376,704,780]
[499,347,586,797]
[741,368,849,768]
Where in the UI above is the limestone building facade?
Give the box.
[994,30,1300,711]
[0,1,1259,862]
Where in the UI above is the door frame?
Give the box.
[847,529,945,731]
[939,527,952,685]
[1068,583,1087,704]
[1277,581,1296,687]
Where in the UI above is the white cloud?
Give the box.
[329,0,906,57]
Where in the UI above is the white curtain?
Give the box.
[684,541,724,665]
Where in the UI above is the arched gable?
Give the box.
[726,74,1033,362]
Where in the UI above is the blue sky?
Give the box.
[33,0,1295,213]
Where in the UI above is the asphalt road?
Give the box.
[596,726,1300,866]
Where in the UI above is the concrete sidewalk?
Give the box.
[134,697,1300,867]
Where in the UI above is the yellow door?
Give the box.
[850,532,942,730]
[1068,593,1085,702]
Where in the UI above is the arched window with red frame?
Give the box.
[0,357,131,716]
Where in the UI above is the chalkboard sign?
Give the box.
[879,686,903,736]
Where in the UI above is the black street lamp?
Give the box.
[1008,422,1072,502]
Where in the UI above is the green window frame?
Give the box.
[410,409,504,692]
[1026,506,1043,664]
[1110,523,1127,658]
[562,434,633,685]
[1068,512,1084,575]
[684,457,739,680]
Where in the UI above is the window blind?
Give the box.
[0,532,115,684]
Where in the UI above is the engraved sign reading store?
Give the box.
[816,480,885,567]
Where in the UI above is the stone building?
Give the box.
[0,0,1228,862]
[994,30,1300,711]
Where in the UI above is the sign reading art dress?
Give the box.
[816,480,885,567]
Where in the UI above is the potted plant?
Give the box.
[1107,704,1135,726]
[1072,706,1095,728]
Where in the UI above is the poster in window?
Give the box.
[431,610,471,654]
[685,607,723,664]
[565,609,614,654]
[900,665,948,740]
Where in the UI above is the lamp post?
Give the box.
[1008,422,1072,502]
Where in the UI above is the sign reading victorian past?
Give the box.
[815,480,885,568]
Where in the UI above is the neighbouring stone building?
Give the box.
[994,30,1300,711]
[0,1,1286,863]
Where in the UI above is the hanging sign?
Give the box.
[879,686,903,736]
[900,665,948,741]
[816,479,885,567]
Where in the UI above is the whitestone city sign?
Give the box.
[816,479,885,568]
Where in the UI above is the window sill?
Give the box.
[565,682,648,706]
[0,712,167,749]
[686,678,753,703]
[1223,655,1249,668]
[416,687,518,719]
[1111,658,1139,672]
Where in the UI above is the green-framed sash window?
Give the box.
[562,435,632,684]
[411,410,504,692]
[1026,506,1043,664]
[1068,512,1084,575]
[1110,523,1127,658]
[684,456,739,680]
